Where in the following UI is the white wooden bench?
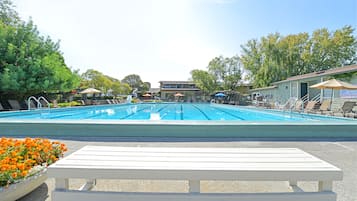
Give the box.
[48,146,342,201]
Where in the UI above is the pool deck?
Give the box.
[18,138,357,201]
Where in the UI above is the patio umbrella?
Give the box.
[79,88,101,94]
[142,93,152,97]
[174,93,184,97]
[310,78,357,108]
[215,92,226,97]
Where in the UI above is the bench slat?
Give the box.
[48,167,342,181]
[80,146,302,153]
[53,160,335,169]
[63,155,322,162]
[53,191,336,201]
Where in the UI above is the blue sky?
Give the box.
[13,0,357,87]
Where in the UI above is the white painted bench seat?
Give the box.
[48,146,342,201]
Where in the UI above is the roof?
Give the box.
[249,85,277,92]
[273,64,357,84]
[159,81,195,84]
[160,88,200,91]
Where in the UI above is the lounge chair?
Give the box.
[7,100,23,110]
[316,100,331,114]
[78,100,86,105]
[106,99,112,104]
[304,101,317,113]
[25,100,37,109]
[293,100,304,112]
[330,101,356,117]
[0,103,7,111]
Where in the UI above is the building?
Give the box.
[159,81,202,102]
[249,64,357,104]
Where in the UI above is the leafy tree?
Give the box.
[80,69,132,96]
[241,26,357,88]
[190,69,218,96]
[207,55,243,90]
[0,18,80,99]
[81,69,112,92]
[121,74,145,91]
[0,0,19,25]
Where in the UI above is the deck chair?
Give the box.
[317,100,331,114]
[293,100,303,112]
[0,103,6,111]
[106,99,112,104]
[25,100,37,109]
[7,100,22,110]
[304,101,317,113]
[331,101,356,117]
[78,100,86,105]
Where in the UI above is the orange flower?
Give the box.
[0,137,67,187]
[11,172,18,178]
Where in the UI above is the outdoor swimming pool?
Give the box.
[0,103,353,121]
[0,103,356,138]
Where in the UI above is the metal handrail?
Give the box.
[38,96,50,110]
[27,96,40,110]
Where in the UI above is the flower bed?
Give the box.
[0,138,67,188]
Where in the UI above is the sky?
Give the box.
[12,0,357,88]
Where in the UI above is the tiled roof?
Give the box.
[273,64,357,84]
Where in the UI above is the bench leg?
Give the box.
[189,180,200,193]
[79,179,96,191]
[318,181,332,192]
[55,178,69,190]
[289,181,304,192]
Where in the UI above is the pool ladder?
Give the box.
[27,96,51,110]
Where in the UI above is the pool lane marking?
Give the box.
[120,106,152,119]
[192,105,210,120]
[180,105,184,120]
[211,106,245,120]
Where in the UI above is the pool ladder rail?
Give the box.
[27,96,51,110]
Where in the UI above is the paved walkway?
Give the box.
[18,138,357,201]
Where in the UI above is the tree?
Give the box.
[80,69,132,96]
[240,26,357,88]
[207,55,243,91]
[190,69,218,97]
[0,0,19,25]
[81,69,112,91]
[121,74,147,92]
[0,18,80,99]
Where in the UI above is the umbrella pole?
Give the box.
[329,89,333,110]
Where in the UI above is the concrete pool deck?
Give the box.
[18,138,357,201]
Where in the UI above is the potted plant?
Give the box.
[0,138,67,200]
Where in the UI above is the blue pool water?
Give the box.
[0,103,353,121]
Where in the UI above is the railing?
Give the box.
[311,93,321,103]
[27,96,40,110]
[301,94,309,105]
[27,96,50,110]
[38,96,50,110]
